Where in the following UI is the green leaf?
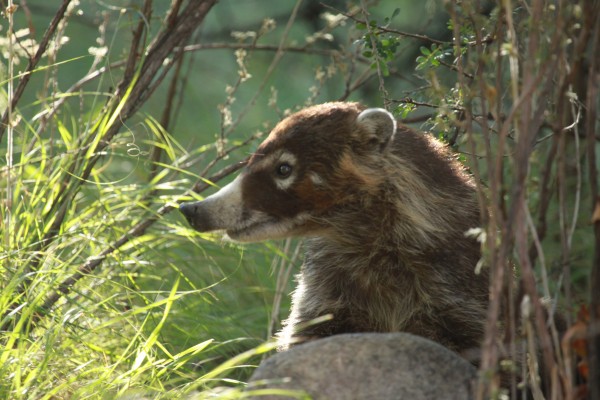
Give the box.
[379,60,390,76]
[56,119,73,151]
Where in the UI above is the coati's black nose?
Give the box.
[179,201,216,232]
[179,202,199,226]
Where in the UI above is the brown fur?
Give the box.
[179,102,488,356]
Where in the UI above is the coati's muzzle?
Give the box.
[179,174,306,242]
[179,175,245,234]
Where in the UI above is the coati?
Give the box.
[179,102,488,356]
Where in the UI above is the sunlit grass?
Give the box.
[0,70,290,398]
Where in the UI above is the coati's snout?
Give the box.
[178,175,254,239]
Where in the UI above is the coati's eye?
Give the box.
[276,163,293,178]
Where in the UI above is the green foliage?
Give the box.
[395,102,415,119]
[356,9,401,77]
[415,44,454,71]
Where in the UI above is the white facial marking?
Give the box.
[309,172,324,186]
[208,174,243,204]
[197,174,245,230]
[225,211,311,243]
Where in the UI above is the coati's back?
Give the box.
[179,102,488,356]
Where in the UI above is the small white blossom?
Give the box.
[219,105,233,128]
[231,31,256,41]
[314,66,325,82]
[259,18,276,36]
[235,49,251,82]
[321,12,347,27]
[88,46,107,58]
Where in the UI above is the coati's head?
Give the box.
[179,102,397,242]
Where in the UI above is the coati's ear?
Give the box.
[356,108,397,152]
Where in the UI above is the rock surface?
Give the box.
[247,333,476,399]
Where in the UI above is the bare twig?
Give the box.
[322,3,448,46]
[183,42,337,56]
[148,43,186,181]
[390,97,465,112]
[120,0,152,95]
[448,4,503,396]
[0,0,73,143]
[33,59,128,136]
[4,0,16,272]
[338,65,374,101]
[45,0,217,239]
[468,5,507,393]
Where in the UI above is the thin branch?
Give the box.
[4,0,16,278]
[33,59,128,135]
[337,65,374,101]
[118,0,152,95]
[183,42,337,56]
[119,1,217,122]
[148,44,186,181]
[0,0,73,143]
[44,0,217,235]
[390,97,464,112]
[197,137,260,189]
[322,3,448,45]
[527,136,558,263]
[466,0,505,394]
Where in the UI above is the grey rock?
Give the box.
[247,333,476,400]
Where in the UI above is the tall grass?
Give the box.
[0,72,279,399]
